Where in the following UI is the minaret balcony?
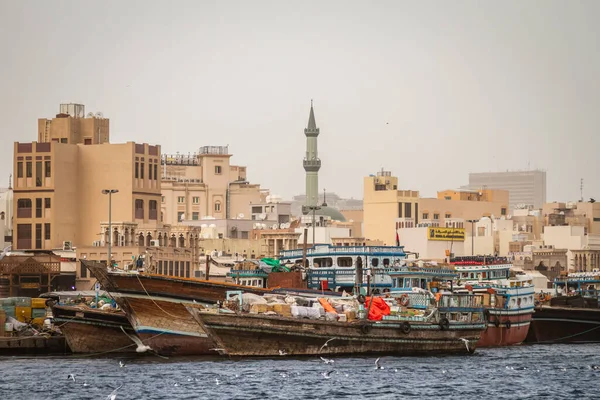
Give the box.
[304,128,320,137]
[303,158,321,171]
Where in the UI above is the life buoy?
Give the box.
[400,321,411,334]
[505,320,511,329]
[357,294,366,304]
[399,294,410,307]
[439,318,450,331]
[494,318,500,328]
[360,323,373,334]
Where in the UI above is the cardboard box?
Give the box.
[31,298,47,309]
[344,310,356,322]
[273,303,291,317]
[250,303,268,314]
[16,306,32,322]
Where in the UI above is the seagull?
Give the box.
[67,374,76,382]
[459,338,470,353]
[215,378,220,385]
[209,348,225,352]
[119,361,126,368]
[278,349,288,356]
[320,356,334,364]
[105,385,122,400]
[119,326,152,353]
[375,358,384,370]
[322,371,334,379]
[319,338,336,353]
[82,382,89,387]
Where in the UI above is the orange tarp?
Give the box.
[319,298,337,314]
[365,297,391,321]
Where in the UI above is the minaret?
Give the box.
[303,100,321,209]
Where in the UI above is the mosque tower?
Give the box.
[303,101,321,211]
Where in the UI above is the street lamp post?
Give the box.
[102,189,119,268]
[466,219,479,256]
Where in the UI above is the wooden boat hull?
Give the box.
[52,305,136,354]
[114,295,214,356]
[478,309,533,347]
[525,306,600,344]
[190,310,485,357]
[0,336,68,355]
[84,260,271,303]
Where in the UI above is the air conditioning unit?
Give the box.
[92,241,101,247]
[150,239,160,247]
[63,241,73,251]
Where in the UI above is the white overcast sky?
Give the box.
[1,1,598,202]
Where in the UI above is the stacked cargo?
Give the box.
[0,297,48,326]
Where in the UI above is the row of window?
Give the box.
[16,223,51,249]
[157,260,191,278]
[134,199,158,220]
[16,160,51,186]
[135,161,159,180]
[16,198,51,218]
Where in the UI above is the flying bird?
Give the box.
[459,338,470,353]
[278,349,288,356]
[119,361,126,368]
[319,338,336,353]
[322,371,334,379]
[120,326,152,353]
[67,374,76,382]
[320,356,334,364]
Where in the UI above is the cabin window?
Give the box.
[383,258,390,267]
[404,279,411,288]
[421,279,426,289]
[462,272,468,278]
[470,273,474,279]
[371,258,379,267]
[337,257,353,267]
[314,257,333,268]
[482,272,487,279]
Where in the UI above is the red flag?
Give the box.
[395,231,400,246]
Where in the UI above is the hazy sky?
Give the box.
[1,1,598,202]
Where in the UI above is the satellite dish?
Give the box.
[261,223,267,229]
[279,223,285,229]
[260,213,267,220]
[272,224,278,230]
[238,213,245,219]
[86,112,94,118]
[285,222,291,229]
[95,112,104,118]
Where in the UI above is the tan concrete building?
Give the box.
[160,146,265,224]
[364,170,509,246]
[542,200,600,234]
[363,170,419,245]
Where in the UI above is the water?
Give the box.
[1,345,599,399]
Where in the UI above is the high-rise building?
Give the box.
[468,170,546,210]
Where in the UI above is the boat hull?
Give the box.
[526,306,600,344]
[53,305,136,354]
[115,295,214,356]
[0,336,68,355]
[190,310,484,357]
[478,309,533,347]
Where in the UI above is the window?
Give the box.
[135,162,139,178]
[44,160,51,178]
[214,201,221,212]
[44,223,51,240]
[149,200,158,220]
[17,198,32,218]
[192,212,199,220]
[35,223,42,249]
[26,162,32,178]
[423,213,429,220]
[17,224,32,249]
[148,163,152,180]
[135,199,144,219]
[445,213,451,219]
[398,202,403,218]
[36,198,42,218]
[84,138,92,145]
[177,211,184,221]
[192,197,199,204]
[17,162,23,178]
[161,196,165,203]
[404,203,412,219]
[433,213,440,220]
[60,138,67,144]
[252,206,262,213]
[215,165,222,174]
[35,161,42,187]
[153,164,158,181]
[371,258,379,267]
[501,207,507,216]
[444,196,451,200]
[241,231,249,239]
[80,262,87,278]
[177,196,185,203]
[140,163,144,179]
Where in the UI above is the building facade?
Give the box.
[160,146,265,224]
[468,170,547,210]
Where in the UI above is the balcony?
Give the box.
[303,158,321,172]
[17,208,32,218]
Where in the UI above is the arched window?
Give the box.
[138,233,144,246]
[214,201,221,212]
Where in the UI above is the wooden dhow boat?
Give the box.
[83,260,273,356]
[188,292,487,357]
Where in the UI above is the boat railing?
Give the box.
[438,293,484,309]
[228,269,269,278]
[280,245,406,258]
[306,268,392,289]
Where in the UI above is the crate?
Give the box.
[15,306,32,322]
[31,298,47,309]
[14,297,32,307]
[31,317,46,327]
[32,308,47,318]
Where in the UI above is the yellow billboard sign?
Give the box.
[427,227,465,241]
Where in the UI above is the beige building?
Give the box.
[364,170,509,246]
[542,200,600,234]
[363,170,419,245]
[468,169,547,210]
[160,146,265,224]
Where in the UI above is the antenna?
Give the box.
[581,178,584,202]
